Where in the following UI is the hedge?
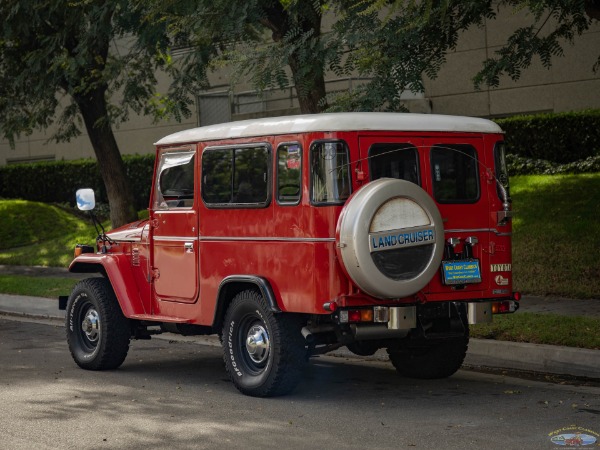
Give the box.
[506,154,600,176]
[0,154,155,211]
[495,110,600,164]
[2,111,599,208]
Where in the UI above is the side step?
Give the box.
[129,314,193,323]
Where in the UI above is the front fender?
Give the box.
[69,254,148,317]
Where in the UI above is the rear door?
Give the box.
[361,135,492,294]
[424,137,491,293]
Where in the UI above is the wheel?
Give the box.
[66,277,131,370]
[336,178,444,299]
[347,340,381,357]
[387,334,469,379]
[222,290,306,397]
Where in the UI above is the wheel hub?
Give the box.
[245,324,270,364]
[81,308,100,343]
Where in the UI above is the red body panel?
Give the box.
[71,124,514,326]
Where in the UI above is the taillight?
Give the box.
[492,300,519,314]
[339,309,377,323]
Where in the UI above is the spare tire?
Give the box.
[336,178,444,299]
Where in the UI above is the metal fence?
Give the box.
[196,77,374,126]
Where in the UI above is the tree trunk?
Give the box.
[262,2,328,114]
[75,86,138,228]
[586,0,600,20]
[288,55,328,114]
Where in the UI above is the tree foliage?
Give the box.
[151,0,598,114]
[326,1,496,111]
[0,0,172,226]
[147,0,331,113]
[474,0,600,88]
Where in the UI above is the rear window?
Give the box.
[431,144,479,203]
[369,143,420,185]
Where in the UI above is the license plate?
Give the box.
[442,260,482,285]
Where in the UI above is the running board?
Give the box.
[129,314,193,323]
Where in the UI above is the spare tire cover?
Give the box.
[336,178,444,299]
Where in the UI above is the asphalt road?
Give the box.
[1,317,599,450]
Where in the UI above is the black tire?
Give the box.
[387,334,469,379]
[222,290,306,397]
[347,340,381,357]
[66,277,131,370]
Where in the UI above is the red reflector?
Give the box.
[497,301,510,313]
[348,310,361,322]
[513,291,522,301]
[323,302,338,312]
[493,301,516,314]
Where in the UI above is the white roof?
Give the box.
[155,112,503,146]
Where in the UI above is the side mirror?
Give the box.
[76,188,96,211]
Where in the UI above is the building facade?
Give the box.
[1,8,598,166]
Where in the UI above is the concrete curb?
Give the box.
[465,339,600,379]
[1,294,599,380]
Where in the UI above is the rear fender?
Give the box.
[69,254,147,317]
[212,275,281,332]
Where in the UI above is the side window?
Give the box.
[311,141,351,205]
[431,144,480,203]
[369,143,420,185]
[277,143,302,205]
[202,145,270,207]
[494,141,510,200]
[154,150,195,209]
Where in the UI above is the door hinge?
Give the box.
[150,268,160,281]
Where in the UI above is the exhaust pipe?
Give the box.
[301,326,315,344]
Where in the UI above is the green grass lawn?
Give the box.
[0,275,78,298]
[0,199,103,267]
[510,174,600,298]
[0,174,598,296]
[470,313,600,350]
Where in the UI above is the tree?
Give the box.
[149,0,331,114]
[329,0,599,110]
[474,0,600,88]
[0,0,173,227]
[156,0,598,114]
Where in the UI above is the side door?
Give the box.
[150,147,199,304]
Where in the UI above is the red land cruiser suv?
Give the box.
[61,112,518,397]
